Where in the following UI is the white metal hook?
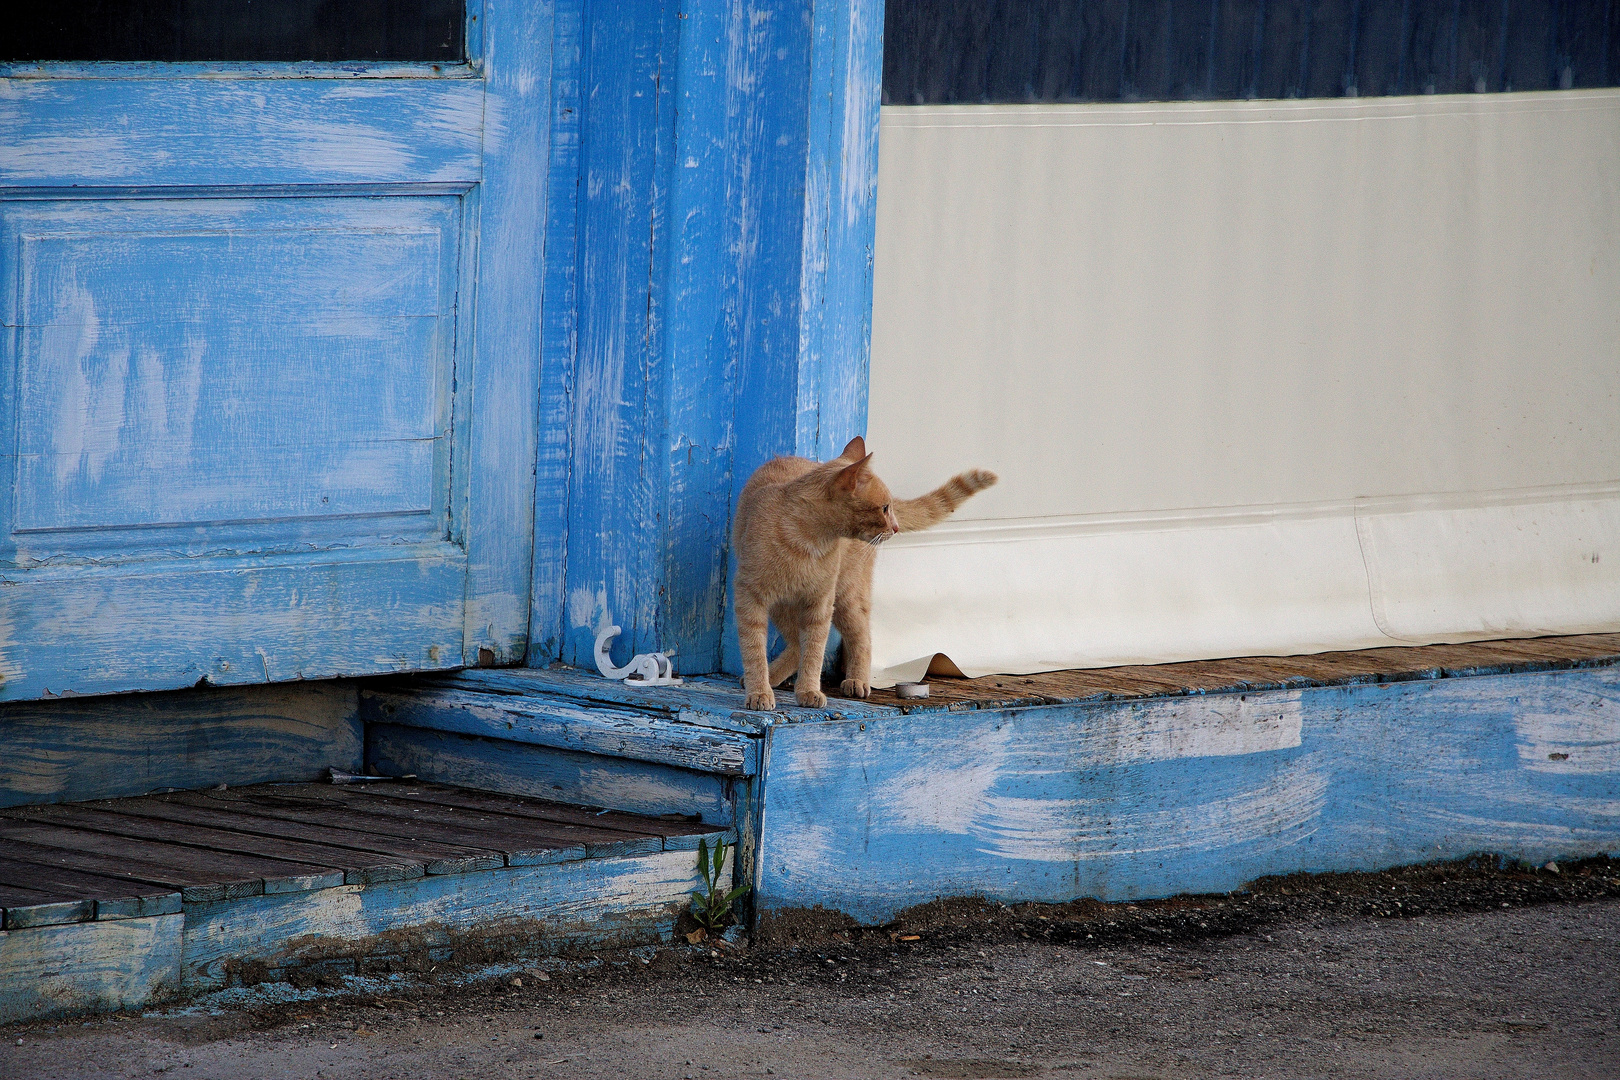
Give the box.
[594,624,682,687]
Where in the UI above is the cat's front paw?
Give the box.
[795,686,827,708]
[840,678,870,699]
[744,688,776,711]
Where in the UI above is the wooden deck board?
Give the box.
[0,856,179,924]
[206,787,663,862]
[98,795,487,881]
[856,633,1620,710]
[0,781,724,929]
[0,831,322,904]
[0,883,94,929]
[1,806,353,893]
[283,783,723,847]
[0,819,306,903]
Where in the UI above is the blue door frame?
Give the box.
[0,3,549,701]
[528,0,886,676]
[0,0,881,700]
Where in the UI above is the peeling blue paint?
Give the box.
[756,666,1620,924]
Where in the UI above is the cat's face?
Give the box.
[831,456,900,543]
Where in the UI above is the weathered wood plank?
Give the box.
[0,78,484,187]
[0,914,182,1023]
[0,885,93,930]
[440,665,902,727]
[212,787,661,862]
[861,634,1620,712]
[0,550,466,703]
[0,835,267,905]
[367,723,736,826]
[656,0,740,674]
[181,849,714,989]
[342,782,733,849]
[0,855,179,923]
[1,805,353,892]
[756,665,1620,924]
[526,0,585,670]
[558,0,677,670]
[459,0,550,666]
[106,794,487,882]
[0,817,329,902]
[361,685,759,774]
[0,681,362,809]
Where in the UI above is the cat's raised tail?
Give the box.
[894,469,998,532]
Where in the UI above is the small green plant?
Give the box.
[690,837,750,932]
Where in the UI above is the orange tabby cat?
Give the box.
[732,436,997,710]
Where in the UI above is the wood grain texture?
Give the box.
[459,0,551,665]
[537,0,888,675]
[0,806,348,894]
[437,664,901,728]
[796,0,884,462]
[366,723,736,826]
[756,664,1620,924]
[558,0,678,669]
[362,685,759,774]
[291,780,729,848]
[0,681,361,808]
[0,831,303,905]
[0,0,549,698]
[315,781,734,849]
[181,849,713,988]
[655,0,738,673]
[204,785,659,862]
[0,888,93,930]
[0,855,180,925]
[526,0,585,668]
[860,633,1620,711]
[95,793,507,879]
[0,79,484,187]
[0,778,719,926]
[0,913,182,1023]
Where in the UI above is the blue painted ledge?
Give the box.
[359,667,905,823]
[369,656,1620,929]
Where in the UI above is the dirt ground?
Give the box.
[4,856,1617,1080]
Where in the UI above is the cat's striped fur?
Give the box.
[732,436,996,710]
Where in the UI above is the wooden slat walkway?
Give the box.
[856,633,1620,711]
[0,781,726,930]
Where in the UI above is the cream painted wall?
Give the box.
[865,91,1620,686]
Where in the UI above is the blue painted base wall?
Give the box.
[0,847,711,1023]
[755,666,1620,924]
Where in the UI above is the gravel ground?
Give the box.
[4,856,1617,1080]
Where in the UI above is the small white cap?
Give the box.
[895,682,930,699]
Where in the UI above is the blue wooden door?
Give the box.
[0,4,546,700]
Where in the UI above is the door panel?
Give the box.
[0,79,485,188]
[6,195,460,540]
[0,3,547,700]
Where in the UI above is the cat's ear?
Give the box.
[832,453,873,493]
[838,435,867,461]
